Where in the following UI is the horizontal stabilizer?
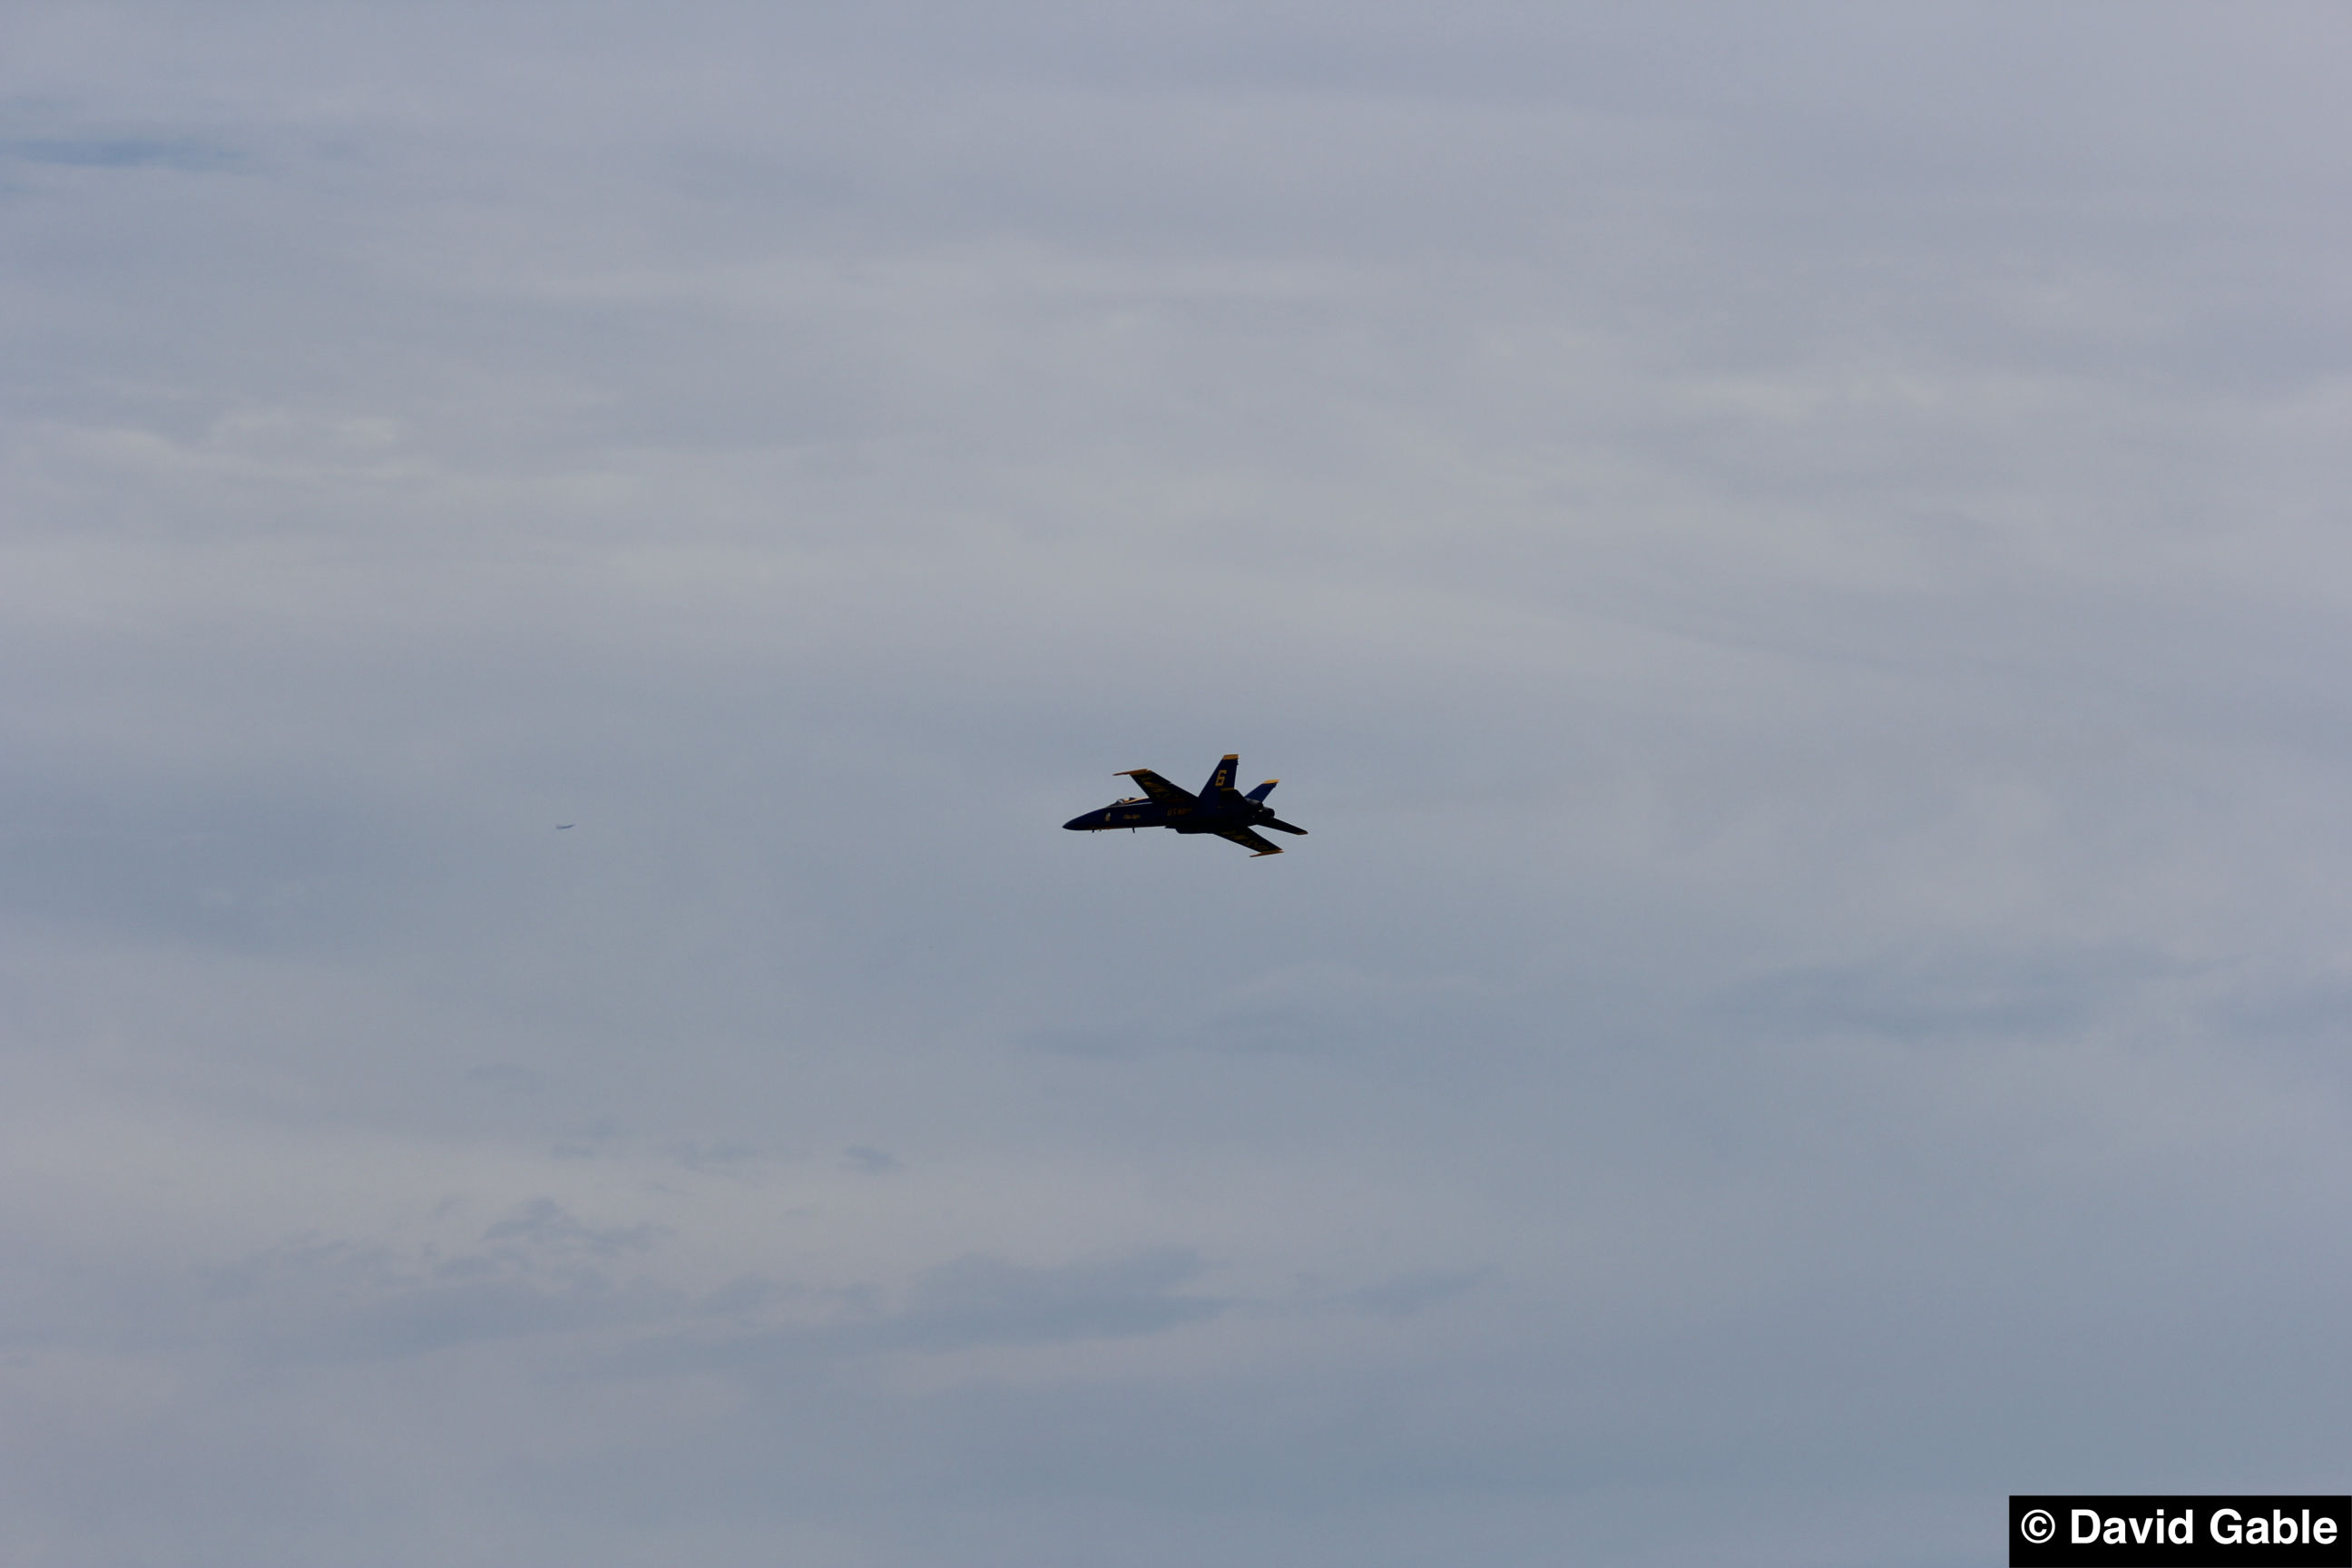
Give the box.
[1263,818,1308,836]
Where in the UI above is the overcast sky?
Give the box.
[4,5,2349,1564]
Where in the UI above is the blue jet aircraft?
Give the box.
[1063,754,1308,857]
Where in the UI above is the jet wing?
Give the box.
[1215,828,1285,857]
[1115,769,1197,808]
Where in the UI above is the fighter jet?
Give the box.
[1063,753,1308,857]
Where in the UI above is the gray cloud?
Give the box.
[3,3,2349,1564]
[887,1249,1225,1349]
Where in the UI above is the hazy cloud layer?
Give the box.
[4,4,2349,1564]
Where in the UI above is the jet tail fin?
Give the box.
[1245,779,1278,802]
[1200,753,1242,799]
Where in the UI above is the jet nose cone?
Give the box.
[1063,814,1096,830]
